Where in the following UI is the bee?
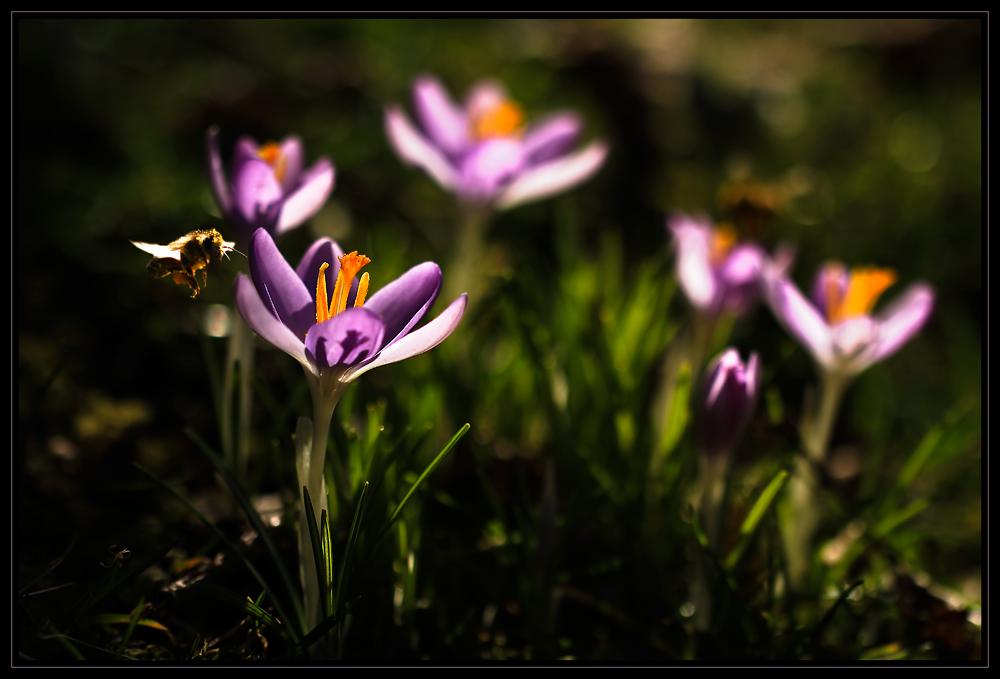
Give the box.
[131,229,238,298]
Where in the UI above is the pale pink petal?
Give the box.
[670,216,716,310]
[493,141,608,210]
[413,76,470,155]
[206,126,231,215]
[347,294,467,381]
[871,283,935,363]
[278,135,304,193]
[276,158,334,234]
[235,273,312,375]
[764,272,835,370]
[385,106,459,191]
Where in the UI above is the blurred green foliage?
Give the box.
[17,18,980,662]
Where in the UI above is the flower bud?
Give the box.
[697,349,761,460]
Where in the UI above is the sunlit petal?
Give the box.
[494,141,608,210]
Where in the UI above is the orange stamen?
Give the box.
[354,272,370,308]
[316,262,331,324]
[332,252,371,315]
[827,265,896,325]
[258,142,288,183]
[709,223,738,267]
[470,100,525,140]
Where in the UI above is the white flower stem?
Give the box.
[298,372,346,632]
[786,370,850,589]
[445,204,491,307]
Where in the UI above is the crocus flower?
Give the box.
[207,127,335,244]
[234,228,467,395]
[669,213,791,318]
[697,349,761,461]
[385,75,608,210]
[763,260,934,380]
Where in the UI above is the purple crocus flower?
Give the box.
[207,127,335,244]
[385,75,608,210]
[669,213,792,318]
[763,260,934,379]
[698,349,761,461]
[234,228,466,391]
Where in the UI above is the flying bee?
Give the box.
[131,229,240,298]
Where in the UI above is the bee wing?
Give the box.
[131,241,183,260]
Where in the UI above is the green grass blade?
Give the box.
[334,481,369,617]
[725,469,789,572]
[132,462,299,643]
[657,360,691,459]
[383,423,470,533]
[196,582,291,643]
[116,596,145,656]
[811,579,863,653]
[18,537,76,596]
[184,426,306,631]
[302,486,330,622]
[321,509,335,620]
[66,537,177,630]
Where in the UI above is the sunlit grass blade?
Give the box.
[321,509,335,620]
[196,582,292,643]
[184,426,306,631]
[810,579,863,654]
[657,360,691,459]
[725,469,789,572]
[893,398,976,495]
[132,462,298,643]
[116,596,145,656]
[384,423,470,533]
[302,486,330,622]
[85,613,169,633]
[872,498,931,538]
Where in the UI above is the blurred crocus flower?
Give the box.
[763,260,934,379]
[207,127,335,243]
[234,228,467,396]
[669,214,792,318]
[698,349,761,460]
[385,75,608,210]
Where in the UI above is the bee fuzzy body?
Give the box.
[132,229,236,298]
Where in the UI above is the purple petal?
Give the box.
[233,158,283,229]
[810,262,848,317]
[278,135,304,193]
[348,294,467,380]
[305,308,386,371]
[235,273,312,373]
[463,80,507,119]
[522,113,582,165]
[249,228,316,338]
[296,237,345,291]
[717,244,765,314]
[457,138,525,201]
[233,136,261,167]
[493,141,607,210]
[206,126,232,215]
[276,158,335,235]
[413,76,470,156]
[669,215,717,311]
[871,283,934,363]
[385,106,460,191]
[364,261,442,349]
[699,349,761,458]
[764,271,835,369]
